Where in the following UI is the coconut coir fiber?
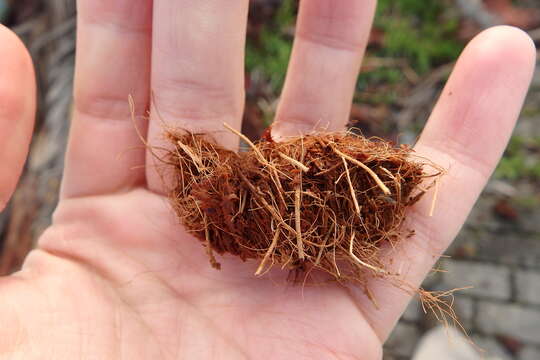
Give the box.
[165,127,438,285]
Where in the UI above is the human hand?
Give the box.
[0,1,535,359]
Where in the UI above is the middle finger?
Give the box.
[147,0,250,192]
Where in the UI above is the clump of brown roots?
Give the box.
[163,125,442,289]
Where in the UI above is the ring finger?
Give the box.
[272,0,377,140]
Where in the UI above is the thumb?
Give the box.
[0,26,36,210]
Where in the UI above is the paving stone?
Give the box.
[516,270,540,306]
[441,260,511,300]
[519,207,540,236]
[412,326,481,360]
[454,296,475,329]
[530,63,540,89]
[476,301,540,345]
[452,228,540,270]
[519,346,540,360]
[384,322,420,358]
[382,354,403,360]
[421,270,442,289]
[449,183,540,270]
[515,115,540,139]
[402,299,422,322]
[472,335,513,360]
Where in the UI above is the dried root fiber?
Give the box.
[165,126,440,286]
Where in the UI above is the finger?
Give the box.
[0,26,36,210]
[272,0,377,139]
[61,0,152,198]
[356,26,536,340]
[146,1,249,192]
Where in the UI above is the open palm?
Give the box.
[0,1,535,359]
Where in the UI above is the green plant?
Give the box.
[495,136,540,180]
[356,0,463,103]
[374,0,462,73]
[246,0,295,90]
[246,0,464,105]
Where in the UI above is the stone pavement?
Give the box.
[383,62,540,360]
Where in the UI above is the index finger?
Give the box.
[357,26,536,341]
[0,27,36,209]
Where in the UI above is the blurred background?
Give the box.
[0,0,539,359]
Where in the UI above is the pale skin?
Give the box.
[0,1,536,359]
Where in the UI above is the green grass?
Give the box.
[358,0,463,89]
[245,0,295,90]
[375,0,462,72]
[514,195,540,210]
[246,0,464,97]
[495,136,540,180]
